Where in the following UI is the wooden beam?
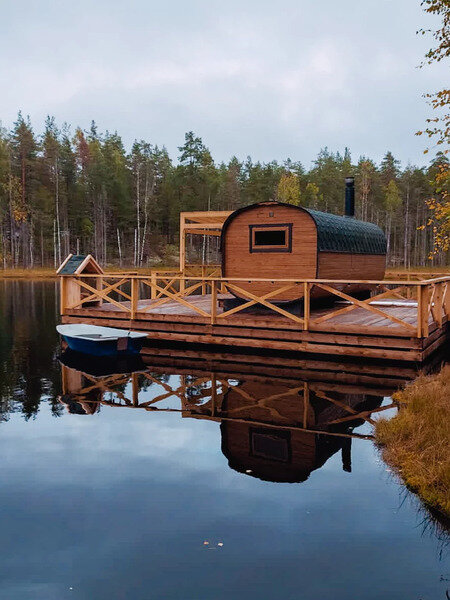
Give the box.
[56,253,73,274]
[182,223,225,230]
[184,229,222,236]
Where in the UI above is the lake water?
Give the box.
[0,279,448,600]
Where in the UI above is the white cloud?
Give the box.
[0,0,446,165]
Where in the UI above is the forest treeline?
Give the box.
[0,112,448,269]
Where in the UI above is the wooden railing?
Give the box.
[150,264,221,277]
[385,270,450,281]
[60,273,450,338]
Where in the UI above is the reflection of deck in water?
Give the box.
[58,348,447,483]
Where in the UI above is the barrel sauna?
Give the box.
[219,380,383,483]
[221,180,387,302]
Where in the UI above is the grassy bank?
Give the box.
[0,268,57,278]
[376,366,450,517]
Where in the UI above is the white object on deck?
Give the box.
[56,324,147,342]
[369,300,418,307]
[336,300,418,308]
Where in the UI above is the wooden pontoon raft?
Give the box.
[58,188,449,363]
[59,270,450,363]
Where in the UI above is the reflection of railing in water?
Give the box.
[60,356,407,483]
[60,365,396,442]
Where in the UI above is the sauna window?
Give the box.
[249,224,292,253]
[250,428,291,462]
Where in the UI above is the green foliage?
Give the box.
[417,0,450,255]
[277,173,301,205]
[0,113,446,268]
[384,180,402,213]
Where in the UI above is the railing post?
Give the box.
[132,372,139,406]
[416,284,422,338]
[96,275,103,307]
[201,265,206,296]
[150,272,157,299]
[303,282,310,331]
[210,373,217,417]
[434,282,444,327]
[131,278,139,320]
[444,281,450,318]
[303,382,309,428]
[211,279,218,324]
[417,283,429,338]
[60,276,67,315]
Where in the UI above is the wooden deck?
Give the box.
[60,271,450,362]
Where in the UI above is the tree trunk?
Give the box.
[55,156,61,266]
[117,228,122,266]
[403,185,410,268]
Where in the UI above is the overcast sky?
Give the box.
[0,0,446,168]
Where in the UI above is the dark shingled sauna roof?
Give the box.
[305,209,387,255]
[220,202,387,256]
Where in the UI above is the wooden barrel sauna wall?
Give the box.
[221,185,387,303]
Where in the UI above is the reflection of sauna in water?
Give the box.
[58,349,395,484]
[216,381,384,483]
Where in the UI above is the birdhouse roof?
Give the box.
[57,254,103,275]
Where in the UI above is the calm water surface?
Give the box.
[0,279,448,600]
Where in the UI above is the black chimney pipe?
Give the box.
[345,177,355,218]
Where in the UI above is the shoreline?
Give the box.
[375,366,450,519]
[0,265,449,279]
[0,266,176,279]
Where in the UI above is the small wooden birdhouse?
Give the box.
[57,254,103,276]
[58,254,104,311]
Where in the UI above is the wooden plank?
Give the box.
[64,303,420,338]
[313,283,416,332]
[143,283,210,317]
[68,277,130,309]
[74,278,131,313]
[421,327,449,360]
[311,286,406,324]
[61,315,422,359]
[56,253,73,275]
[224,282,304,325]
[184,229,222,236]
[60,313,421,349]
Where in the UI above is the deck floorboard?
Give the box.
[63,293,448,361]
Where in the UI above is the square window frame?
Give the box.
[249,427,292,463]
[249,223,293,253]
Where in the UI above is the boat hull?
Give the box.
[62,334,143,357]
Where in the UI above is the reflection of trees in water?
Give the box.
[139,372,170,391]
[184,373,222,404]
[0,280,61,420]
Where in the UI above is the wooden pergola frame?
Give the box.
[179,211,231,273]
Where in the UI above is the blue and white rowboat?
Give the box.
[56,324,147,357]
